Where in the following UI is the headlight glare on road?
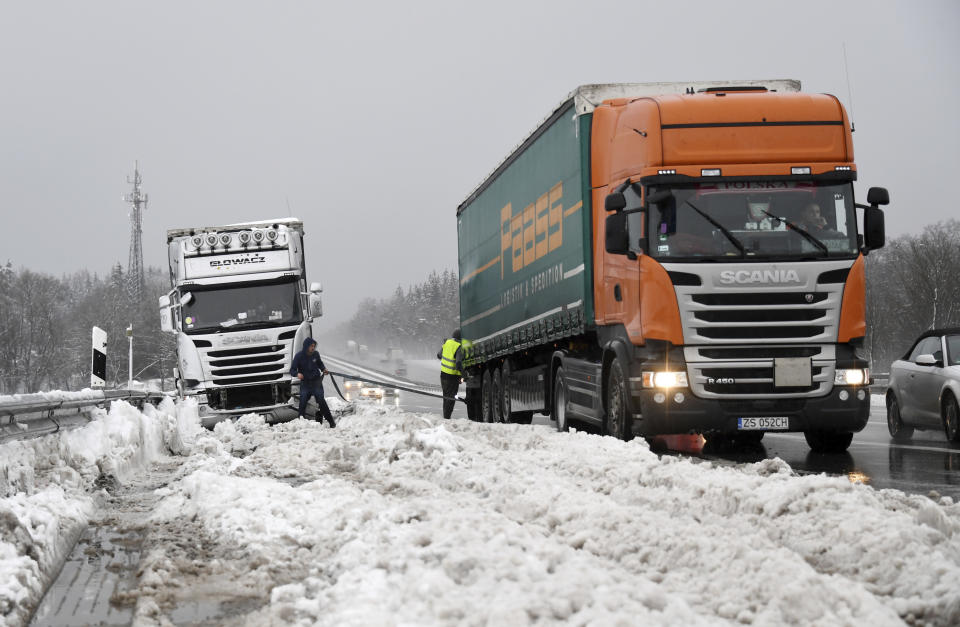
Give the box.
[835,368,869,386]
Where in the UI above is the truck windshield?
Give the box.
[645,181,859,260]
[181,278,302,334]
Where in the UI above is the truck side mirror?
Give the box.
[605,192,626,212]
[159,306,176,334]
[309,293,323,318]
[158,295,171,308]
[863,206,885,252]
[605,212,629,255]
[309,281,323,293]
[866,187,889,206]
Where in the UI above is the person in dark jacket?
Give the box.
[437,328,463,419]
[291,337,335,427]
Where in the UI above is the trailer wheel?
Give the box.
[605,359,633,441]
[492,367,506,423]
[553,367,569,432]
[804,430,853,453]
[481,370,493,423]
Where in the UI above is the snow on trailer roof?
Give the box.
[166,217,303,241]
[457,79,801,214]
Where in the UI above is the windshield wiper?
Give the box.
[760,210,829,255]
[682,199,747,257]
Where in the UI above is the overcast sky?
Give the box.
[1,0,957,323]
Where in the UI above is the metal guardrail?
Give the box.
[0,390,169,444]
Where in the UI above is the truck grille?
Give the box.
[666,261,851,399]
[203,344,288,385]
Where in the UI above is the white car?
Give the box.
[886,329,960,442]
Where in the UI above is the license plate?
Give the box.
[738,416,789,430]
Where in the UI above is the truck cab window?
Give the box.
[181,278,303,333]
[648,181,859,260]
[623,185,647,254]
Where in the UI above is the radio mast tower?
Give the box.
[124,162,148,303]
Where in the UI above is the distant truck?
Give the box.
[382,347,407,377]
[457,81,889,452]
[159,218,323,418]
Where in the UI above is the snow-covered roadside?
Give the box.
[0,397,204,627]
[131,404,960,626]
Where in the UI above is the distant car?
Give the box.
[342,379,365,401]
[886,328,960,442]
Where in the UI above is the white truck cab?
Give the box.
[159,218,322,418]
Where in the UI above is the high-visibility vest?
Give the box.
[440,338,462,376]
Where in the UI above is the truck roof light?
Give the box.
[658,169,676,175]
[701,168,721,177]
[219,233,232,246]
[835,165,852,171]
[266,229,278,242]
[205,233,218,247]
[791,166,811,175]
[238,231,251,245]
[252,230,265,242]
[191,236,204,248]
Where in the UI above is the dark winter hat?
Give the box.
[452,328,462,340]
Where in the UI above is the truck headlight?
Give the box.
[835,368,869,386]
[642,371,689,389]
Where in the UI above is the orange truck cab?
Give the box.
[457,80,889,453]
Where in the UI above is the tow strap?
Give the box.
[325,370,466,404]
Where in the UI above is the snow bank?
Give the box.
[141,405,960,626]
[0,397,203,627]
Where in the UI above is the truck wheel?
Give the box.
[943,395,960,443]
[492,367,506,423]
[481,370,493,423]
[886,395,913,441]
[804,430,853,453]
[553,367,569,432]
[605,359,633,441]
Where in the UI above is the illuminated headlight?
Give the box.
[361,387,383,397]
[343,381,363,390]
[701,168,721,177]
[835,368,869,386]
[791,166,811,175]
[642,371,689,389]
[835,165,852,171]
[658,169,676,175]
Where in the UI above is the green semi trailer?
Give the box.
[457,81,886,452]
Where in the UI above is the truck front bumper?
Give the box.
[632,386,871,436]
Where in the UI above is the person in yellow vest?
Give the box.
[437,328,464,419]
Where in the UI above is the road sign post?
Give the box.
[91,327,107,388]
